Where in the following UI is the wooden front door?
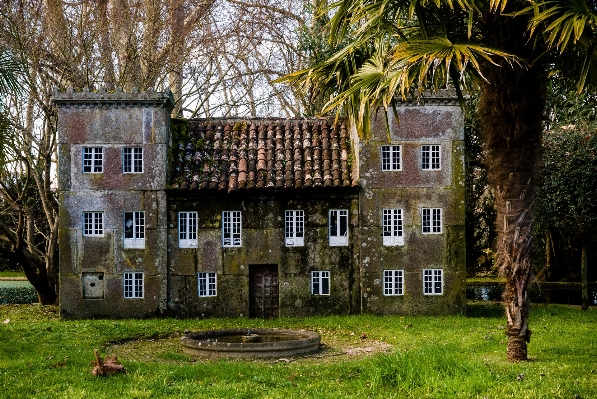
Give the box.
[249,264,279,318]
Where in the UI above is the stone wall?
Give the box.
[55,89,173,318]
[167,190,361,317]
[358,103,466,315]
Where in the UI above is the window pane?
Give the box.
[339,211,347,236]
[124,212,134,239]
[322,275,329,295]
[330,211,338,236]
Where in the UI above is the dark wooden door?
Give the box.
[249,264,279,318]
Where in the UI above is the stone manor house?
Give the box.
[53,88,466,319]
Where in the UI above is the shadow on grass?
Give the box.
[467,301,504,319]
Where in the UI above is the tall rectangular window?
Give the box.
[179,212,198,248]
[421,145,441,170]
[423,269,443,295]
[311,271,330,295]
[381,145,401,171]
[384,270,404,296]
[82,212,104,237]
[123,147,143,173]
[222,211,242,247]
[198,272,217,297]
[124,211,145,248]
[82,147,103,173]
[285,210,304,246]
[422,208,442,234]
[329,209,348,246]
[382,209,404,246]
[123,272,144,298]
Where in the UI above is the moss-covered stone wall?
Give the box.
[166,190,361,318]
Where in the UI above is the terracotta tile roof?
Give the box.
[169,118,357,191]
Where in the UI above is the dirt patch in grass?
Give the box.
[106,332,393,365]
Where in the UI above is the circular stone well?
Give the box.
[181,328,321,358]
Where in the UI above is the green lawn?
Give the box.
[0,302,595,398]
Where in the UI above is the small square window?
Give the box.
[383,270,404,296]
[123,147,143,173]
[82,212,104,236]
[82,147,103,173]
[198,272,217,297]
[124,211,145,248]
[329,209,348,246]
[311,271,330,295]
[123,272,144,298]
[179,212,198,248]
[381,145,401,171]
[285,210,304,246]
[422,208,442,234]
[222,211,242,247]
[423,269,443,295]
[421,145,441,170]
[382,209,404,246]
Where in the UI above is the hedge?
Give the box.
[0,281,37,304]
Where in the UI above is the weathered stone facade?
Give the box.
[54,89,465,319]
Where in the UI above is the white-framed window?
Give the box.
[82,212,104,237]
[123,147,143,173]
[329,209,348,246]
[222,211,242,247]
[382,209,404,246]
[384,270,404,296]
[198,272,217,297]
[381,145,401,171]
[179,212,197,248]
[82,147,103,173]
[124,211,145,248]
[422,208,442,234]
[285,210,304,246]
[423,269,443,295]
[311,271,330,295]
[123,272,144,298]
[421,145,441,170]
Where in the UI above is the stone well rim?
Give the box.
[181,328,321,358]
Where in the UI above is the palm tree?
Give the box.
[281,0,597,361]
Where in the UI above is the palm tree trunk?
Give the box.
[479,64,544,361]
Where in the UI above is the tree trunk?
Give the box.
[479,58,544,361]
[581,244,588,310]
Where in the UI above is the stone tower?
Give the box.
[54,88,173,318]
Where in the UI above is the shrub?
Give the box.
[0,281,37,304]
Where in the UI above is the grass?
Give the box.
[0,271,26,279]
[1,302,595,398]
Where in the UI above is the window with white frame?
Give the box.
[421,145,441,170]
[124,211,145,248]
[382,209,404,245]
[179,212,197,248]
[381,145,401,171]
[82,147,103,173]
[383,270,404,296]
[123,272,144,298]
[422,208,442,234]
[82,212,104,237]
[198,272,217,297]
[123,147,143,173]
[222,211,242,247]
[423,269,443,295]
[329,209,348,246]
[311,271,330,295]
[285,210,304,246]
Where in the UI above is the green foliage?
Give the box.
[464,96,496,274]
[535,124,597,237]
[0,303,596,398]
[0,281,37,304]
